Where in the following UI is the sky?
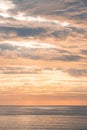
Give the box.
[0,0,87,105]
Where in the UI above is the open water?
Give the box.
[0,106,87,130]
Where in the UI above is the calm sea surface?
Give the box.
[0,106,87,130]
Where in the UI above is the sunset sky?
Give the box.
[0,0,87,105]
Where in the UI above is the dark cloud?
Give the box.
[51,29,69,39]
[0,25,86,42]
[68,68,87,77]
[51,55,82,62]
[16,27,46,37]
[83,0,87,6]
[81,49,87,55]
[52,26,87,41]
[0,43,16,50]
[19,51,43,60]
[0,26,47,37]
[65,1,80,6]
[21,51,82,62]
[70,27,87,34]
[63,55,82,62]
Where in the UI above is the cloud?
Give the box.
[0,26,47,37]
[0,25,86,45]
[51,29,69,39]
[10,0,87,26]
[0,66,43,74]
[0,42,84,62]
[0,0,15,11]
[0,43,16,50]
[50,54,82,62]
[0,0,86,28]
[0,0,87,44]
[83,0,87,6]
[67,68,87,77]
[81,49,87,55]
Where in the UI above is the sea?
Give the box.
[0,106,87,130]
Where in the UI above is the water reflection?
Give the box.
[0,115,87,130]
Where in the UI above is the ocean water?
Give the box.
[0,106,87,130]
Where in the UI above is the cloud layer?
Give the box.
[0,0,87,105]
